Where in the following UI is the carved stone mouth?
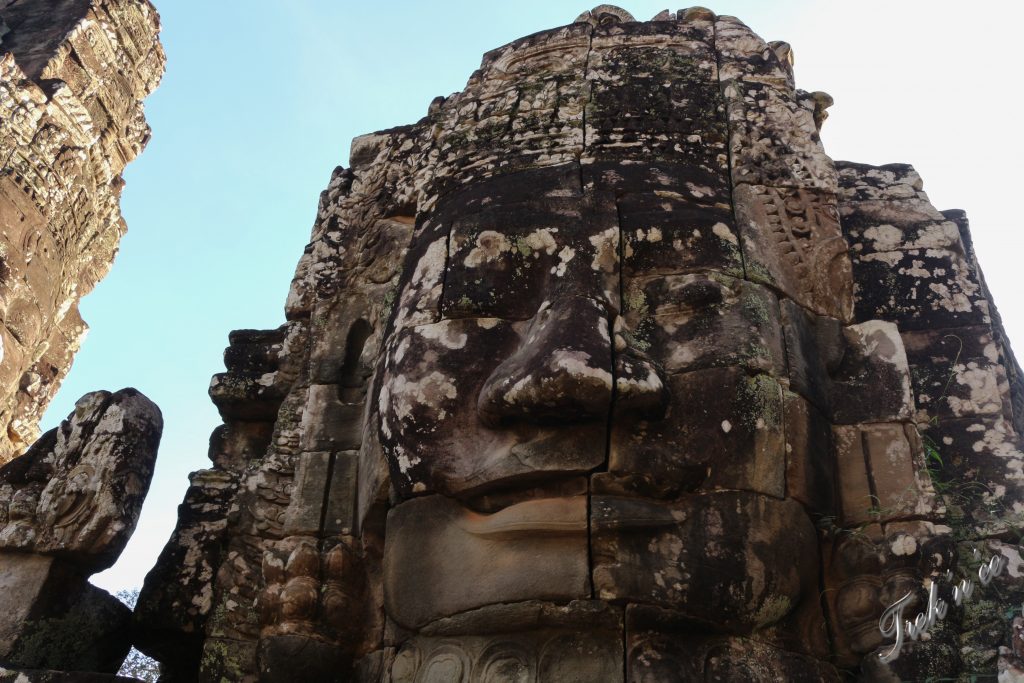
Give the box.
[457,496,588,539]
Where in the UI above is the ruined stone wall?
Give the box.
[0,0,165,462]
[136,6,1024,682]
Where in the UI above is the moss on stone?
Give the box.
[623,286,647,315]
[11,589,130,673]
[735,374,781,431]
[741,292,771,327]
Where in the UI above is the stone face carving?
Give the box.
[385,494,590,629]
[0,389,162,677]
[135,6,1024,682]
[0,0,165,464]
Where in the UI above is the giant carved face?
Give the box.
[375,139,853,683]
[349,7,914,681]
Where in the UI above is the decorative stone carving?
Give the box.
[0,389,162,676]
[134,6,1024,682]
[734,184,853,320]
[0,0,165,463]
[0,389,162,569]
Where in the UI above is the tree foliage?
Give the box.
[115,588,161,682]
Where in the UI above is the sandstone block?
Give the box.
[621,272,786,377]
[591,491,816,633]
[609,366,785,498]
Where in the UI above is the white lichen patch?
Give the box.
[390,371,458,423]
[393,238,448,330]
[501,375,534,406]
[617,364,663,396]
[685,182,715,199]
[712,222,738,245]
[863,224,903,251]
[393,336,411,364]
[413,238,448,286]
[890,534,917,556]
[464,230,512,267]
[551,245,576,277]
[393,443,420,475]
[521,227,559,255]
[861,251,903,267]
[418,322,468,350]
[589,226,618,272]
[927,282,974,313]
[551,349,613,388]
[946,364,1001,416]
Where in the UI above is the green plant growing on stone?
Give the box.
[116,588,160,682]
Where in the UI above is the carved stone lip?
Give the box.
[457,496,588,538]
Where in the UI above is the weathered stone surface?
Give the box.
[608,367,785,498]
[0,553,55,656]
[0,388,162,570]
[781,300,913,424]
[0,389,161,676]
[920,416,1024,534]
[627,621,841,682]
[620,272,786,377]
[0,0,164,463]
[5,581,132,674]
[783,391,835,516]
[833,423,939,525]
[132,6,1024,682]
[133,468,237,672]
[723,80,837,191]
[377,311,613,499]
[0,669,142,683]
[591,492,817,633]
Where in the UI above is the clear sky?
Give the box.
[40,0,1024,593]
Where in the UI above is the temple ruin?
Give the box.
[2,2,1023,682]
[133,5,1024,681]
[0,0,166,680]
[0,0,165,463]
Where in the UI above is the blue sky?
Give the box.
[39,1,1023,592]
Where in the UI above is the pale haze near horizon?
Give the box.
[35,1,1023,593]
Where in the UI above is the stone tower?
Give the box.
[136,6,1024,681]
[0,0,165,462]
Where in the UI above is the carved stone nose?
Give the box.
[477,296,614,427]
